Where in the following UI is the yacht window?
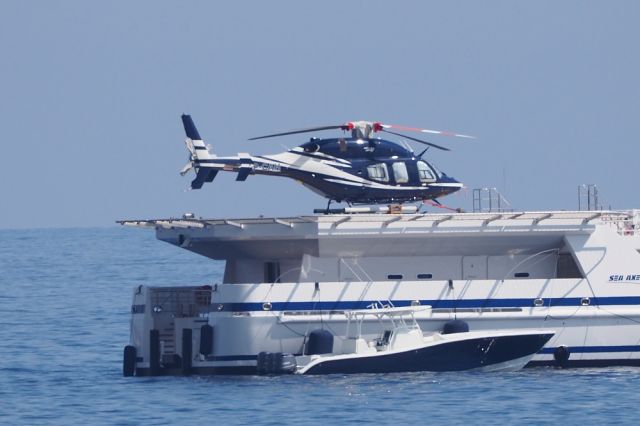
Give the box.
[417,273,433,279]
[514,272,530,278]
[264,262,281,283]
[417,161,435,182]
[367,163,389,182]
[387,274,403,280]
[392,162,409,183]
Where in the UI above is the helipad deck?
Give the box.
[118,210,638,261]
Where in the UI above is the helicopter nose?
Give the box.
[437,174,463,194]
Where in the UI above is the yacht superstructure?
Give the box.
[121,209,640,375]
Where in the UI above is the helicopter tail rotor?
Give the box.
[180,114,218,188]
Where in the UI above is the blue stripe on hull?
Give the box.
[538,345,640,354]
[206,354,257,361]
[220,296,640,312]
[134,366,257,376]
[528,359,640,368]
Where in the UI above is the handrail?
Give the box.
[119,210,634,229]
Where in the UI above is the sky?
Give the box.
[1,1,639,228]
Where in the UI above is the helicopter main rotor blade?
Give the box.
[381,124,475,139]
[380,129,450,151]
[248,125,348,140]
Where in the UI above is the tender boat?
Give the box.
[257,306,554,375]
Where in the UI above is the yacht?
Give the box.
[120,209,640,375]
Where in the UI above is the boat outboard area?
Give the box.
[119,209,640,376]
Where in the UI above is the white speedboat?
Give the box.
[257,306,554,375]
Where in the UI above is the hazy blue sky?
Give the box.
[1,1,639,228]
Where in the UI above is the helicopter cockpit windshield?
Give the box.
[417,161,437,182]
[427,161,444,178]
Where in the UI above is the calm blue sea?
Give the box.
[1,227,640,425]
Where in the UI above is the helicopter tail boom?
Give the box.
[180,115,264,189]
[180,114,219,188]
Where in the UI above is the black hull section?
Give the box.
[303,333,554,375]
[134,366,257,376]
[528,359,640,368]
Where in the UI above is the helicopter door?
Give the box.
[392,162,409,184]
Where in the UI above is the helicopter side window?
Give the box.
[417,161,436,183]
[392,162,409,183]
[367,163,389,182]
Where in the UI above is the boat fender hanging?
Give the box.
[553,345,570,367]
[443,319,470,334]
[306,329,334,355]
[182,328,193,375]
[149,329,161,376]
[256,351,271,375]
[200,324,213,356]
[270,352,283,373]
[123,345,137,377]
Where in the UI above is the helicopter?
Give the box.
[179,114,473,207]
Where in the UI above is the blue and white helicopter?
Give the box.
[180,115,473,206]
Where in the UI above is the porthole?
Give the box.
[387,274,403,280]
[417,273,433,279]
[514,272,530,278]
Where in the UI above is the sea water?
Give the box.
[1,227,639,425]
